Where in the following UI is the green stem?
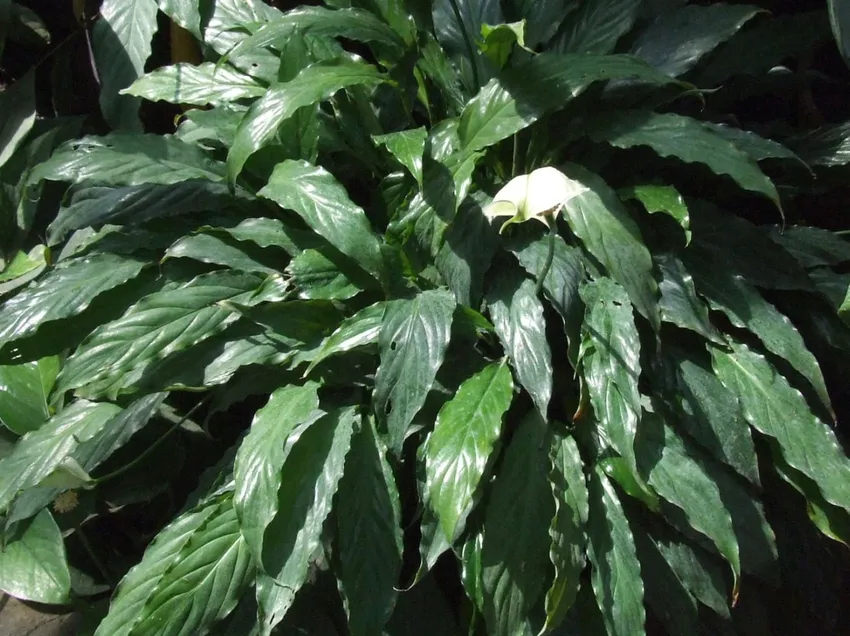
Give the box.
[511,133,520,177]
[536,216,557,296]
[92,398,209,485]
[447,0,480,91]
[77,524,114,587]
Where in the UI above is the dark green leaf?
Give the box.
[123,63,265,106]
[766,226,850,269]
[373,127,427,184]
[620,184,690,244]
[29,133,227,187]
[286,248,361,300]
[481,412,553,636]
[227,61,388,184]
[336,416,403,636]
[457,53,682,153]
[306,302,385,374]
[655,253,723,344]
[57,271,263,398]
[0,509,69,604]
[584,110,781,208]
[96,493,254,636]
[586,467,645,636]
[233,382,322,562]
[561,164,659,330]
[543,433,588,633]
[258,407,356,634]
[829,0,850,65]
[487,269,552,418]
[92,0,159,130]
[424,360,513,542]
[0,71,36,169]
[374,289,455,451]
[786,121,850,167]
[630,4,761,77]
[635,410,741,591]
[702,122,805,167]
[0,357,58,434]
[164,232,279,274]
[432,0,503,90]
[505,0,576,48]
[553,0,641,55]
[711,342,850,514]
[259,160,386,284]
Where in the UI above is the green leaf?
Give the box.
[373,127,427,184]
[257,407,356,634]
[202,0,281,79]
[227,60,388,184]
[424,360,513,542]
[486,269,552,418]
[505,0,576,48]
[481,412,554,636]
[0,509,70,604]
[620,184,690,244]
[287,248,362,300]
[690,261,832,412]
[374,289,455,451]
[829,0,850,65]
[433,0,503,90]
[259,160,386,284]
[560,164,659,331]
[458,53,681,154]
[635,410,741,593]
[233,382,322,562]
[306,302,386,374]
[553,0,641,55]
[655,253,723,344]
[586,467,645,636]
[711,342,850,514]
[0,253,147,354]
[0,400,121,512]
[766,226,850,269]
[579,278,643,480]
[122,63,266,106]
[336,416,403,636]
[542,433,589,633]
[157,0,202,38]
[701,122,806,167]
[0,245,48,285]
[786,121,850,167]
[92,0,159,130]
[29,133,227,187]
[95,493,254,636]
[164,232,279,275]
[0,71,36,169]
[584,110,781,209]
[630,3,762,77]
[57,271,263,398]
[0,357,58,434]
[478,20,528,69]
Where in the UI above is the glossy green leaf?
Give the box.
[258,407,356,634]
[487,269,552,418]
[0,509,70,604]
[702,122,806,167]
[336,416,403,636]
[96,492,253,636]
[306,302,385,374]
[481,412,553,636]
[579,278,643,479]
[157,0,201,37]
[712,342,850,513]
[620,184,690,244]
[0,71,36,169]
[786,121,850,167]
[374,289,455,451]
[553,0,641,55]
[630,4,761,77]
[233,382,322,562]
[0,246,47,285]
[164,232,279,274]
[373,127,427,184]
[0,400,121,512]
[543,433,589,633]
[92,0,159,130]
[227,60,388,184]
[457,53,682,154]
[0,357,58,434]
[123,63,265,106]
[478,21,527,69]
[692,263,831,412]
[29,133,227,187]
[635,410,741,592]
[57,271,263,398]
[433,0,503,90]
[202,0,281,79]
[505,0,576,48]
[425,360,513,542]
[584,110,781,208]
[655,253,723,344]
[286,248,361,300]
[766,226,850,269]
[259,160,386,284]
[561,164,659,330]
[586,467,645,636]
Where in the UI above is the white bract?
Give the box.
[483,167,588,233]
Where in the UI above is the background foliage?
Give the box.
[2,1,850,635]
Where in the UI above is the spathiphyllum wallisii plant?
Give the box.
[2,0,850,634]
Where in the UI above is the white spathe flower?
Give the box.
[483,167,588,233]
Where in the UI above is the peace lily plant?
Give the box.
[1,1,850,636]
